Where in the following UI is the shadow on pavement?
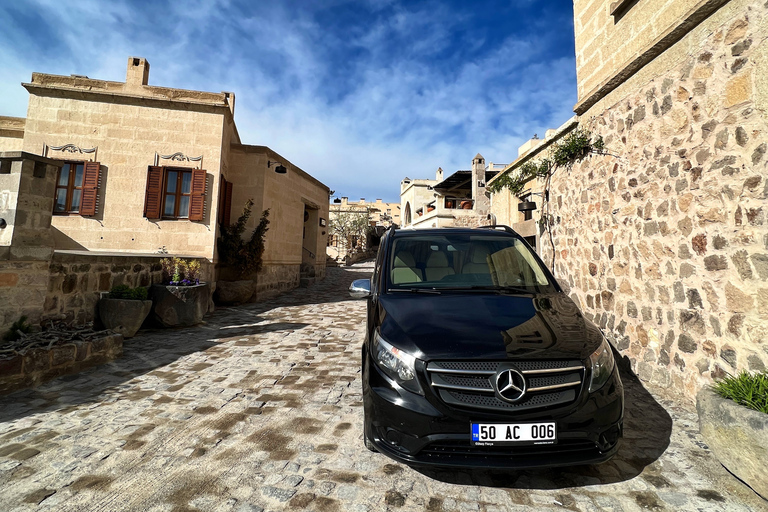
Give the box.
[414,363,672,490]
[0,265,373,424]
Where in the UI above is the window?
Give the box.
[388,234,552,291]
[54,161,100,216]
[144,166,206,221]
[55,162,84,213]
[164,169,192,218]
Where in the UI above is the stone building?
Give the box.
[490,0,768,400]
[400,154,505,228]
[0,57,330,333]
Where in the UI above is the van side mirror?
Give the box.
[349,279,371,299]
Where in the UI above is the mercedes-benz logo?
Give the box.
[494,368,526,402]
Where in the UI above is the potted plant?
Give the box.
[149,257,209,327]
[697,370,768,499]
[98,285,152,338]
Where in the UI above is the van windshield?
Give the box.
[387,234,553,292]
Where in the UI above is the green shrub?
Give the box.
[713,370,768,414]
[109,285,149,301]
[2,316,32,343]
[218,199,270,278]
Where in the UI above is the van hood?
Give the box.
[377,292,603,361]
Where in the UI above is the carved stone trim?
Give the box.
[43,143,98,161]
[154,152,203,168]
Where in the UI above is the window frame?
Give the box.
[54,161,86,215]
[162,167,193,220]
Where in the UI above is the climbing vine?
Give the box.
[488,128,607,271]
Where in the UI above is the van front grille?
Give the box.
[426,360,584,412]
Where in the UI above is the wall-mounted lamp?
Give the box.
[518,201,537,212]
[333,198,342,204]
[268,160,287,174]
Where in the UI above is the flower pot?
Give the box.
[427,206,435,212]
[460,200,472,209]
[149,283,210,327]
[697,388,768,499]
[98,298,153,338]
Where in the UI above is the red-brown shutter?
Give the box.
[144,166,164,219]
[223,180,233,226]
[188,168,207,221]
[80,161,100,217]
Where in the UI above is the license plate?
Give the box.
[471,422,557,446]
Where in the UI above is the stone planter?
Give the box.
[214,280,254,305]
[697,388,768,500]
[149,283,210,327]
[98,298,153,338]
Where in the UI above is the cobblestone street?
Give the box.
[0,262,765,512]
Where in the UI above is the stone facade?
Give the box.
[490,0,768,401]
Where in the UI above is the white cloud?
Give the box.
[0,0,577,202]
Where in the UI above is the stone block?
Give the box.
[697,388,768,500]
[23,348,50,373]
[724,70,752,108]
[725,283,754,312]
[704,255,727,271]
[75,341,91,362]
[98,298,152,338]
[0,273,19,287]
[50,344,76,367]
[149,283,210,327]
[0,356,23,376]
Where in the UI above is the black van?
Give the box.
[349,225,623,468]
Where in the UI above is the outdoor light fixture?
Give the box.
[268,160,287,174]
[518,201,537,212]
[0,218,6,229]
[333,198,342,204]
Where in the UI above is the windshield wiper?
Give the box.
[389,288,442,294]
[439,285,534,295]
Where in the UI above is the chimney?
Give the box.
[223,91,236,116]
[472,153,489,214]
[126,57,150,87]
[435,167,443,182]
[360,198,365,203]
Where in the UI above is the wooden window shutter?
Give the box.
[188,169,207,221]
[80,161,100,217]
[223,179,233,226]
[144,166,164,220]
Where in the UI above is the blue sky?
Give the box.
[0,0,577,202]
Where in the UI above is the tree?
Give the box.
[328,206,370,259]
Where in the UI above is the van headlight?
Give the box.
[373,332,423,395]
[588,339,616,393]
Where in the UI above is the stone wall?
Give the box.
[0,333,123,395]
[253,264,301,300]
[541,6,767,400]
[44,252,214,326]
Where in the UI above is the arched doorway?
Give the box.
[404,202,412,226]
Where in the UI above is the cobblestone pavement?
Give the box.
[0,262,765,512]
